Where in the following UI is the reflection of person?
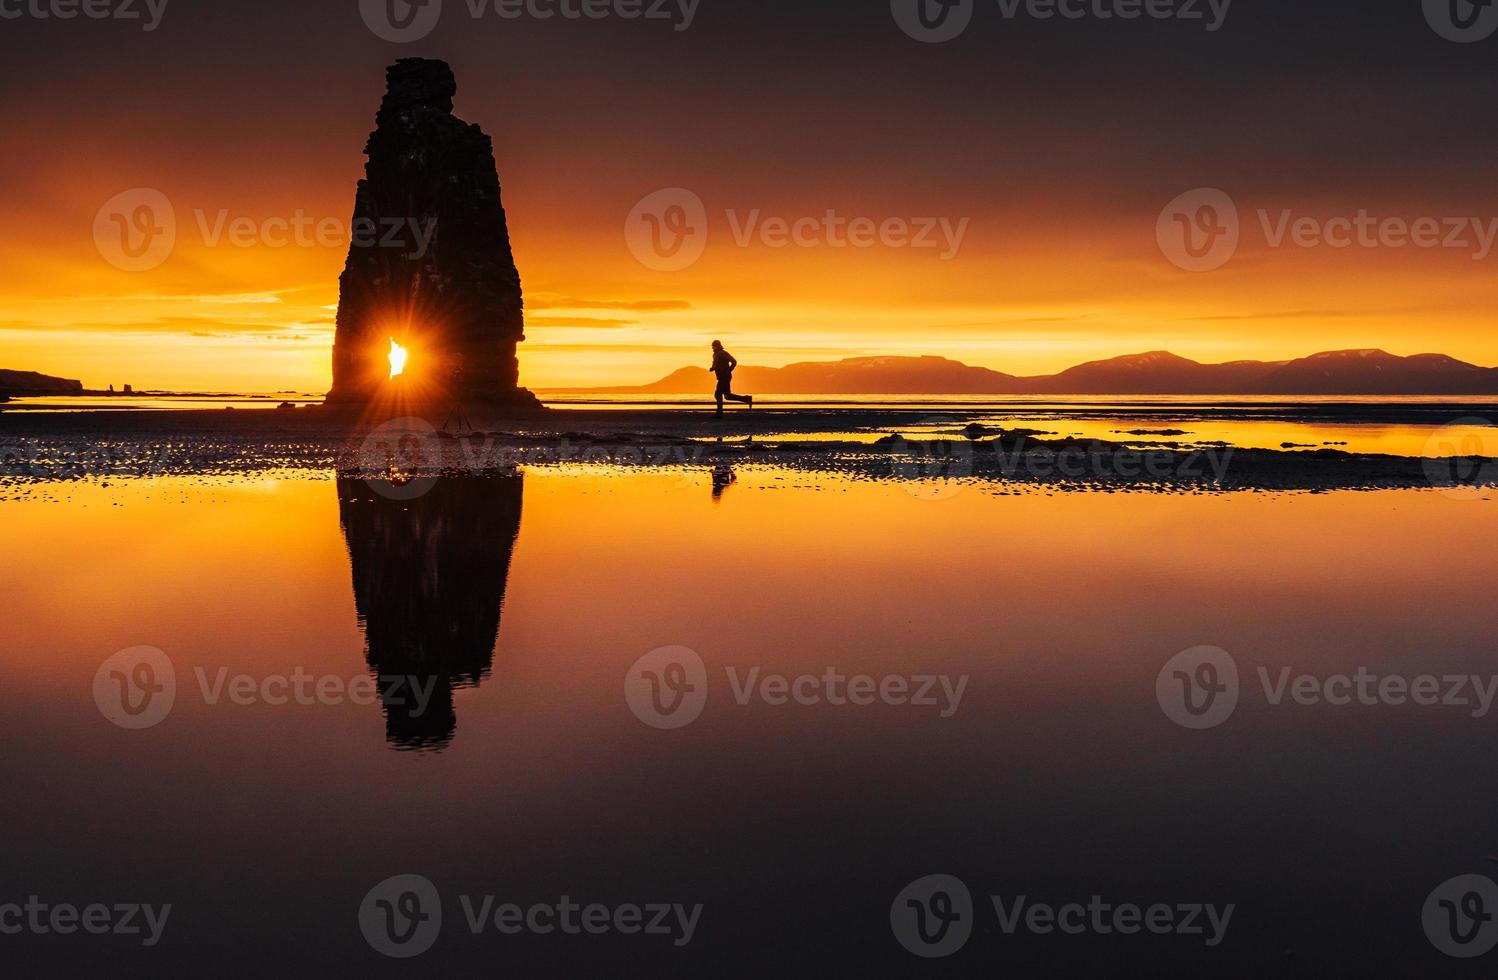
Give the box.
[711,462,737,501]
[443,352,470,434]
[711,340,753,415]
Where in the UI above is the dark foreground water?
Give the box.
[2,469,1496,977]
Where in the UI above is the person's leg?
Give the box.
[719,375,752,406]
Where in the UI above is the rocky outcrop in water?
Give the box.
[326,58,536,409]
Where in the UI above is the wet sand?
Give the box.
[1,403,1494,493]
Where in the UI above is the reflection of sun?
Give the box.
[388,338,408,380]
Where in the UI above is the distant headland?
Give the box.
[0,370,155,401]
[0,370,85,398]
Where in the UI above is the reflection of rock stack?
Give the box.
[337,475,524,750]
[326,58,537,409]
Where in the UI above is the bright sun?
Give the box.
[388,338,408,380]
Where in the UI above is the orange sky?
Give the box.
[6,185,1496,392]
[3,4,1496,391]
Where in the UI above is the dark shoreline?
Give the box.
[1,404,1494,494]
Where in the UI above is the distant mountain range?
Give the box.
[11,350,1498,401]
[558,350,1498,396]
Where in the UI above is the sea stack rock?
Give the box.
[337,473,525,750]
[326,58,537,409]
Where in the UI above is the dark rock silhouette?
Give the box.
[326,58,537,409]
[336,473,524,751]
[0,370,84,396]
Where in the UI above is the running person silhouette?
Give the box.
[710,340,753,415]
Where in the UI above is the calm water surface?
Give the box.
[8,393,1495,458]
[2,470,1496,976]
